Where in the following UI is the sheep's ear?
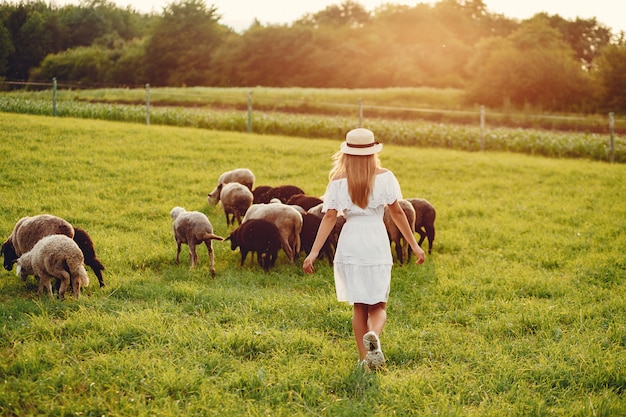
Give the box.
[15,264,21,276]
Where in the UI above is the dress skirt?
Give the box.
[333,212,393,305]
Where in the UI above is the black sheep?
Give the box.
[227,219,281,272]
[254,185,305,204]
[299,213,335,265]
[286,193,324,211]
[73,227,106,287]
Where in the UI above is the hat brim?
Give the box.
[340,141,383,155]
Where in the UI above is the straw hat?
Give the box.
[340,128,383,155]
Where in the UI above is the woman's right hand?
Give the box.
[303,253,317,274]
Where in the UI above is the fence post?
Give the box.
[609,112,615,163]
[480,105,485,151]
[358,98,363,127]
[145,83,150,125]
[247,91,252,133]
[52,77,57,117]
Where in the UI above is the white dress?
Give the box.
[322,170,403,304]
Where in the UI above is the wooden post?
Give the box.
[247,91,252,133]
[480,105,485,151]
[52,77,57,117]
[609,112,615,163]
[145,83,150,125]
[358,98,363,128]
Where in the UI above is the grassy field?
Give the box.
[0,113,625,416]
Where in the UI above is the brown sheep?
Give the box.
[406,198,436,255]
[383,199,416,264]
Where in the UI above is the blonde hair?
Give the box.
[329,151,381,209]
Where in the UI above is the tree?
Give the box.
[594,40,626,111]
[144,0,228,86]
[296,1,370,28]
[0,21,14,76]
[465,18,594,111]
[528,13,611,70]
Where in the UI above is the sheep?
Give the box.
[406,198,437,255]
[307,203,345,255]
[383,199,416,264]
[207,168,255,205]
[226,219,282,272]
[2,214,74,271]
[170,207,224,276]
[72,227,106,288]
[299,213,335,265]
[1,215,107,288]
[215,182,253,227]
[253,185,305,204]
[286,193,324,211]
[252,185,273,204]
[16,234,89,299]
[242,202,302,263]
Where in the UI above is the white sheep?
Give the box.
[16,234,89,299]
[207,168,255,205]
[170,207,224,276]
[216,182,253,227]
[383,199,416,264]
[242,202,303,263]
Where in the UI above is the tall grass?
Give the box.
[0,113,625,416]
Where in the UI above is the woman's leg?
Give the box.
[353,303,369,360]
[353,302,387,361]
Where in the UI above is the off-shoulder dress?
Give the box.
[322,170,403,305]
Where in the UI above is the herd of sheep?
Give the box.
[0,167,436,299]
[186,168,436,273]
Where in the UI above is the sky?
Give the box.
[51,0,626,35]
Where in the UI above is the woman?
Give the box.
[303,127,425,370]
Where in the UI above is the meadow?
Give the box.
[0,112,625,416]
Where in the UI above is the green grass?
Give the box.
[1,113,625,416]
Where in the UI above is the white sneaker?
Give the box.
[363,331,385,370]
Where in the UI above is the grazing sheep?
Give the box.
[207,168,255,205]
[383,199,416,264]
[307,203,345,255]
[2,214,74,271]
[16,234,89,299]
[227,219,281,272]
[406,198,436,254]
[72,227,106,288]
[242,202,303,263]
[1,214,106,287]
[300,213,335,265]
[252,185,273,204]
[170,207,224,276]
[254,185,305,204]
[286,193,324,212]
[216,182,253,227]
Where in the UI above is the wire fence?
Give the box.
[1,79,623,163]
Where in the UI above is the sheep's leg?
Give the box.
[188,242,198,268]
[38,274,54,298]
[175,242,182,264]
[280,236,294,263]
[57,270,71,299]
[416,228,427,247]
[206,241,216,277]
[424,225,435,254]
[240,249,249,266]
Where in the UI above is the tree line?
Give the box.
[1,0,625,112]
